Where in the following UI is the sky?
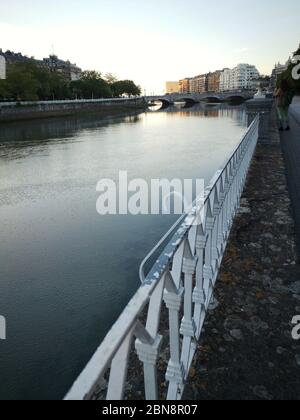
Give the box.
[0,0,299,93]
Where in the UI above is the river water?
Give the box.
[0,103,248,400]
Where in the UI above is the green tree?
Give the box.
[5,62,39,100]
[0,80,9,100]
[71,71,112,99]
[111,80,141,97]
[277,46,300,93]
[104,72,118,84]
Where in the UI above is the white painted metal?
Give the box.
[65,115,260,401]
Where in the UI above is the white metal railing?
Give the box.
[65,115,259,401]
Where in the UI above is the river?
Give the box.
[0,103,248,400]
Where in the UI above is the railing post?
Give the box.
[135,275,165,400]
[180,241,198,373]
[223,168,230,241]
[163,272,184,399]
[203,201,215,308]
[135,334,163,400]
[193,223,207,338]
[211,188,221,282]
[217,178,226,262]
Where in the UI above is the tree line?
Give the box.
[0,61,141,101]
[277,45,300,93]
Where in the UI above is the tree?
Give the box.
[71,71,112,99]
[0,61,141,101]
[111,80,141,97]
[4,62,40,100]
[277,47,300,93]
[0,80,9,100]
[104,73,118,84]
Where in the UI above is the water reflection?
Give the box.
[0,103,248,400]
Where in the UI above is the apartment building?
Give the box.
[0,49,82,82]
[179,78,191,94]
[166,81,180,94]
[207,71,221,92]
[219,68,231,91]
[189,74,207,93]
[42,55,82,81]
[230,64,260,90]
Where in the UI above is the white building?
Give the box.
[219,68,231,91]
[0,55,6,79]
[230,64,260,90]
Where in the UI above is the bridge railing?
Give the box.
[65,115,260,401]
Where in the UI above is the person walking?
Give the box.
[275,79,295,131]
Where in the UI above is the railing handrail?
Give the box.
[65,114,260,401]
[139,115,259,284]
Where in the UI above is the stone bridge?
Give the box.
[146,90,255,106]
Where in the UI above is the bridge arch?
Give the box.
[180,97,198,106]
[147,98,171,109]
[201,95,222,103]
[225,95,246,104]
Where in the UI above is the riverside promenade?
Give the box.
[281,97,300,252]
[183,102,300,400]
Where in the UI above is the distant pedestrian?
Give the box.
[275,79,295,131]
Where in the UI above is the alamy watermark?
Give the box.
[96,171,205,222]
[292,315,300,340]
[0,315,6,340]
[292,55,300,81]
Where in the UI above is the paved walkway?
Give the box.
[183,105,300,400]
[281,96,300,254]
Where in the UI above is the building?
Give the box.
[271,61,290,89]
[195,74,208,93]
[0,49,35,65]
[179,78,191,94]
[0,49,82,82]
[230,64,260,90]
[207,71,221,92]
[166,81,180,94]
[42,55,82,81]
[219,68,231,91]
[189,77,197,93]
[0,54,6,79]
[189,74,208,93]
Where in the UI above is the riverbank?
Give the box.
[0,98,147,123]
[183,104,300,400]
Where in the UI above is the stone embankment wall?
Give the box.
[0,98,146,122]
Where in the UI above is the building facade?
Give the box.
[0,49,82,82]
[0,49,34,65]
[271,61,290,89]
[189,74,208,93]
[219,68,231,91]
[207,71,221,92]
[0,54,6,79]
[179,78,191,94]
[230,64,260,90]
[166,81,180,94]
[42,55,82,81]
